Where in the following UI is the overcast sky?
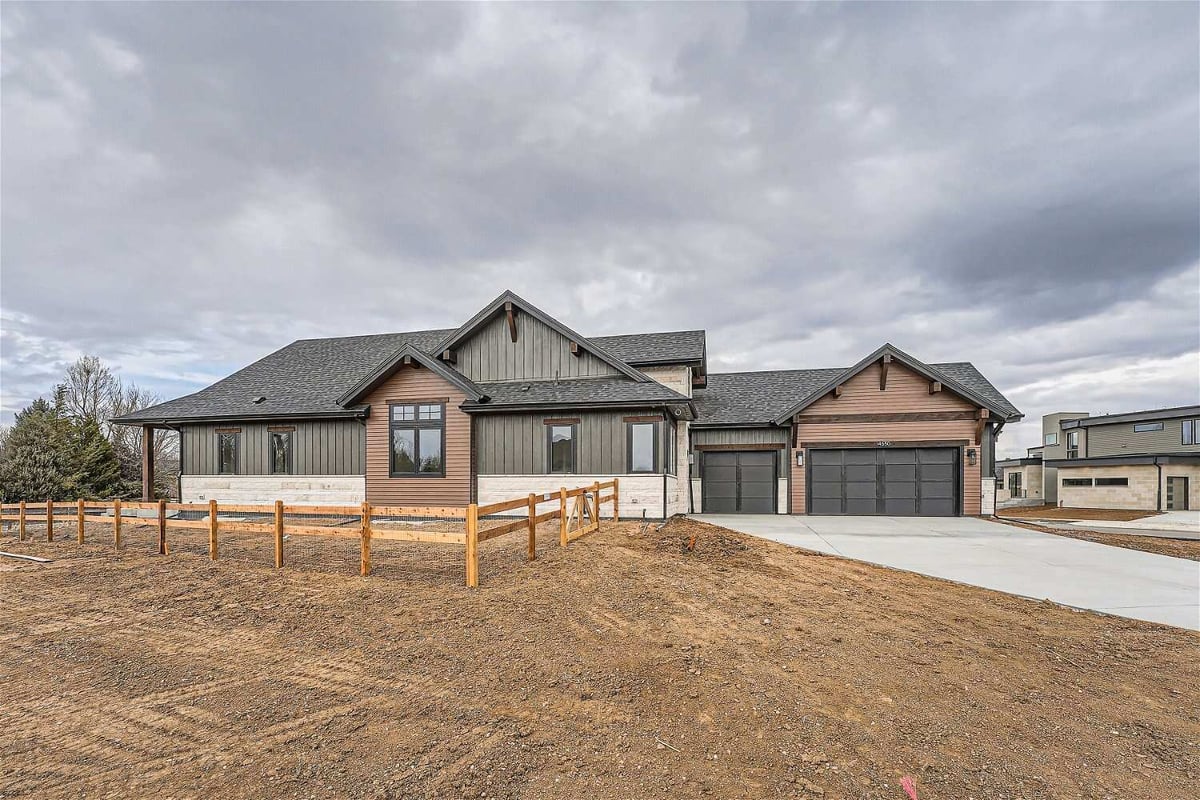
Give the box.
[2,2,1197,456]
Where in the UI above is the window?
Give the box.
[389,403,444,477]
[1095,477,1128,487]
[1133,422,1164,433]
[1183,419,1196,445]
[217,432,238,475]
[1066,430,1079,459]
[1044,433,1058,446]
[546,424,576,474]
[269,430,292,475]
[1062,478,1093,487]
[628,422,658,473]
[1008,471,1022,496]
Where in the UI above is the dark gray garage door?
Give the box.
[808,448,959,516]
[702,451,777,514]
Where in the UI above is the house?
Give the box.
[997,406,1200,511]
[113,291,1022,517]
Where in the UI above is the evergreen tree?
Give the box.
[69,418,127,499]
[0,398,74,502]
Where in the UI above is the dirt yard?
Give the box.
[998,518,1200,561]
[2,517,1197,800]
[999,505,1160,522]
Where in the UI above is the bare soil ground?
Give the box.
[997,518,1200,562]
[2,517,1197,800]
[999,505,1160,522]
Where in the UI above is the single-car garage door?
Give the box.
[808,447,959,516]
[702,451,777,513]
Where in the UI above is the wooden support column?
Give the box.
[360,502,372,576]
[274,500,284,569]
[157,499,167,555]
[974,409,990,446]
[559,487,568,546]
[46,499,54,542]
[527,493,537,562]
[141,425,156,502]
[613,479,620,523]
[77,499,85,544]
[113,499,122,550]
[465,503,479,588]
[208,499,218,560]
[592,481,601,531]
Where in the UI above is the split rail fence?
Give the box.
[0,479,618,588]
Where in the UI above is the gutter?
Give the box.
[112,409,370,426]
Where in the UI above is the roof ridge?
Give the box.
[292,328,454,343]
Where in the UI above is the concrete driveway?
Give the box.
[694,514,1200,630]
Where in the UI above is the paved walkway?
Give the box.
[693,514,1200,630]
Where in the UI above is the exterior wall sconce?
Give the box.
[796,451,804,467]
[967,448,978,466]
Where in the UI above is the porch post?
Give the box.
[141,425,156,501]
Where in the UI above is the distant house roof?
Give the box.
[1060,405,1200,429]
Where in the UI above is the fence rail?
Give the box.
[1,480,619,587]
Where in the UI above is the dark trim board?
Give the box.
[799,439,970,449]
[694,443,785,452]
[800,411,980,424]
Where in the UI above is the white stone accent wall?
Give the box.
[1057,466,1159,510]
[673,420,692,514]
[641,365,692,398]
[476,474,675,518]
[777,477,788,514]
[980,477,996,516]
[181,475,366,505]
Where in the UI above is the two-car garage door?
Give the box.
[808,447,959,516]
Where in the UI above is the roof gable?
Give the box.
[338,344,486,406]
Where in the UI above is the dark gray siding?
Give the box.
[476,411,671,475]
[182,420,366,476]
[1086,418,1200,456]
[691,427,789,472]
[454,313,619,383]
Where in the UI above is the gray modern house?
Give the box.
[998,405,1200,511]
[115,291,1021,518]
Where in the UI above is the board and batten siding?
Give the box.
[182,420,365,475]
[454,312,619,383]
[789,361,984,515]
[476,411,673,475]
[691,427,789,472]
[363,365,472,506]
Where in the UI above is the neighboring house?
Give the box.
[113,291,1021,518]
[999,406,1200,511]
[995,446,1044,506]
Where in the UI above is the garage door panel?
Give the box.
[920,497,955,516]
[845,497,877,515]
[808,447,959,516]
[810,450,843,466]
[921,464,955,482]
[883,449,917,464]
[702,450,776,514]
[844,450,877,465]
[740,465,775,483]
[811,465,842,482]
[844,464,877,482]
[884,498,918,515]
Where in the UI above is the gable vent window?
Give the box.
[390,403,444,477]
[1133,422,1164,433]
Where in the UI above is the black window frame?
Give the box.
[1095,477,1129,487]
[545,423,578,475]
[268,429,293,475]
[388,402,446,478]
[1066,430,1079,459]
[217,432,239,475]
[1182,419,1196,446]
[1062,477,1093,487]
[626,421,659,474]
[1133,422,1164,433]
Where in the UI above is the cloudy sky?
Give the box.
[2,2,1197,456]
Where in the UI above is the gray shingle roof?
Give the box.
[467,377,693,410]
[694,362,1021,427]
[590,330,705,365]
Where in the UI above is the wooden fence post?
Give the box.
[208,499,218,560]
[18,500,26,542]
[613,478,620,523]
[157,499,167,555]
[77,499,85,544]
[527,493,537,562]
[274,500,284,569]
[113,499,122,550]
[559,487,568,546]
[465,503,479,588]
[46,499,54,542]
[592,482,601,531]
[359,501,372,577]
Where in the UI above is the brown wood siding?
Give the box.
[790,362,984,515]
[364,365,472,506]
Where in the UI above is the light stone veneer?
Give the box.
[1058,464,1200,511]
[980,477,996,516]
[477,475,682,518]
[182,475,365,505]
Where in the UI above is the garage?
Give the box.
[807,447,959,516]
[701,450,777,513]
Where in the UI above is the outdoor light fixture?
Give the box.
[796,451,804,467]
[967,448,978,466]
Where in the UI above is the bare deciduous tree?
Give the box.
[61,355,120,425]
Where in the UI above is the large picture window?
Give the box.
[217,432,239,475]
[627,421,658,473]
[269,430,292,475]
[546,423,576,474]
[390,403,444,477]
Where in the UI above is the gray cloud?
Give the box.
[2,1,1197,456]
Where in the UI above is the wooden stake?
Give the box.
[559,487,568,546]
[18,500,25,542]
[77,499,85,544]
[613,478,620,523]
[157,499,167,555]
[527,493,537,562]
[359,501,371,577]
[465,503,479,588]
[592,482,600,532]
[208,499,218,560]
[46,499,54,542]
[274,499,284,569]
[113,498,122,550]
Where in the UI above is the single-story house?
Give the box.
[114,290,1022,517]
